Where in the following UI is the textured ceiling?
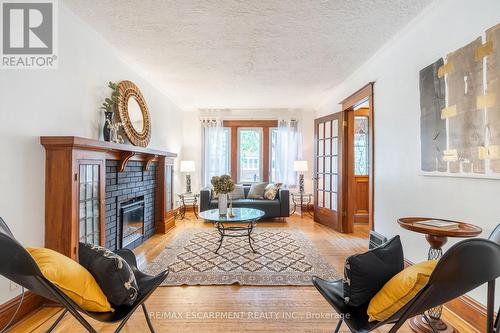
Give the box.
[65,0,432,110]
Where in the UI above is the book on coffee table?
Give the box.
[415,220,459,230]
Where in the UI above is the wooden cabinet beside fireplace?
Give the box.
[41,136,177,259]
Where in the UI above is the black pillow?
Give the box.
[343,235,404,307]
[79,243,139,307]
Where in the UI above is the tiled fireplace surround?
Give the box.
[105,160,158,251]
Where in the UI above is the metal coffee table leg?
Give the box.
[215,222,225,254]
[214,220,257,254]
[247,221,256,253]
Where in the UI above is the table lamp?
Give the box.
[180,160,195,193]
[293,160,308,193]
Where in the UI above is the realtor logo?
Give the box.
[1,0,58,69]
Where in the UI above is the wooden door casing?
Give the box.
[313,112,347,232]
[341,82,374,231]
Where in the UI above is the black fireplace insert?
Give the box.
[120,196,145,248]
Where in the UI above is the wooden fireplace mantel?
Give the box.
[40,136,177,171]
[40,136,177,259]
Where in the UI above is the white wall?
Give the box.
[0,3,184,304]
[317,0,500,306]
[181,109,314,194]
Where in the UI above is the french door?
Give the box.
[313,112,346,232]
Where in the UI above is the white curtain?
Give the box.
[201,118,230,187]
[275,119,303,187]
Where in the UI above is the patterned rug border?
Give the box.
[144,227,340,286]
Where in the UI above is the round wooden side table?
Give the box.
[398,217,482,333]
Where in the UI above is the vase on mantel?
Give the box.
[103,111,114,142]
[218,193,228,216]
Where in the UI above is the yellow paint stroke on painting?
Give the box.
[477,94,496,109]
[479,146,500,160]
[441,105,457,119]
[443,149,458,162]
[475,41,494,61]
[438,61,454,78]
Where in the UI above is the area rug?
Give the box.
[144,228,340,286]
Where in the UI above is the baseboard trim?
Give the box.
[0,291,45,328]
[404,259,492,332]
[445,294,488,333]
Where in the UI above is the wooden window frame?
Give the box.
[223,120,278,182]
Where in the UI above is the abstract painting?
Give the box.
[419,22,500,179]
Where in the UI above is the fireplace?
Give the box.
[120,196,145,248]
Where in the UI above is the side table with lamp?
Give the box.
[292,160,313,218]
[290,192,313,218]
[178,161,198,219]
[177,193,200,219]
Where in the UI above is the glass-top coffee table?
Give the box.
[199,208,265,254]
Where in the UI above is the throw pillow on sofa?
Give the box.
[343,235,404,307]
[79,243,139,307]
[263,183,282,200]
[27,247,112,312]
[247,182,268,199]
[230,184,245,200]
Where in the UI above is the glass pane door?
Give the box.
[314,112,344,231]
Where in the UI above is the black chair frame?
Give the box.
[488,224,500,333]
[313,236,500,333]
[0,217,168,333]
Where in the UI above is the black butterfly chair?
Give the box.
[312,237,500,333]
[0,217,169,333]
[488,224,500,333]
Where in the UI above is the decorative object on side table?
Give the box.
[116,80,152,147]
[100,81,120,142]
[294,160,308,193]
[397,217,482,333]
[177,193,200,220]
[290,192,313,218]
[180,160,195,193]
[211,175,235,216]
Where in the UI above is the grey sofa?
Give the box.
[200,185,289,219]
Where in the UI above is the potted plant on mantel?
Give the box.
[211,175,235,216]
[100,81,120,142]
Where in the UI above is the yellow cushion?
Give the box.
[27,247,112,312]
[367,260,437,322]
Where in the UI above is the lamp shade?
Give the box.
[293,160,308,172]
[180,160,195,173]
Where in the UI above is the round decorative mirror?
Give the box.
[117,80,151,147]
[127,96,144,133]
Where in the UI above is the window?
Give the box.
[238,128,262,183]
[354,116,369,175]
[202,120,296,185]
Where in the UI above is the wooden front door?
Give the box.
[347,108,370,225]
[313,112,346,232]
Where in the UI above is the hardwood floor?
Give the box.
[9,215,478,333]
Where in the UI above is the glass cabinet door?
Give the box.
[165,159,174,212]
[78,161,103,245]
